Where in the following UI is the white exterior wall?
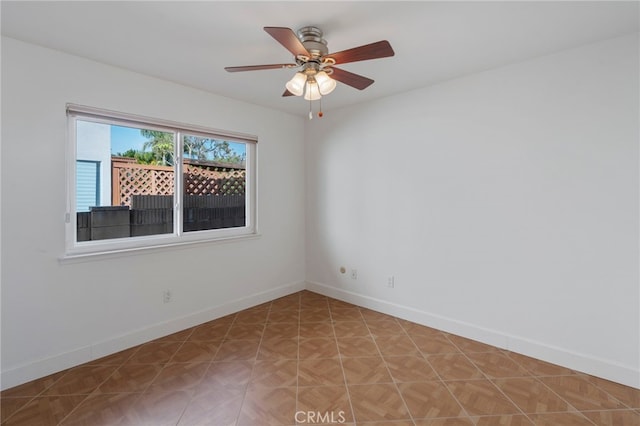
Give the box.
[76,120,111,207]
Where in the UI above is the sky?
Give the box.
[110,125,148,155]
[110,125,246,157]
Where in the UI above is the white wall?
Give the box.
[76,120,111,207]
[305,34,639,387]
[0,37,306,389]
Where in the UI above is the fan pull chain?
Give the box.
[318,97,324,118]
[308,97,313,120]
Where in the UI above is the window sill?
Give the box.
[59,232,262,264]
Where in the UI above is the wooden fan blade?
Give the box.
[330,67,374,90]
[282,89,295,97]
[327,40,394,65]
[264,27,310,58]
[225,64,297,72]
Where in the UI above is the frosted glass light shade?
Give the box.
[315,71,337,95]
[285,72,306,96]
[304,81,322,100]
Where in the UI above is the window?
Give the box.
[66,105,257,257]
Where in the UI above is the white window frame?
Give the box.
[64,104,258,259]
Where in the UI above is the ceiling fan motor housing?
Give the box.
[297,26,328,58]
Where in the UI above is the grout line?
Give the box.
[329,299,358,425]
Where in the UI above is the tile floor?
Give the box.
[1,290,639,425]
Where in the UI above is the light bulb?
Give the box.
[315,71,337,95]
[285,72,306,96]
[304,81,322,101]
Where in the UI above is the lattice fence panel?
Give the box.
[113,161,245,207]
[184,164,246,197]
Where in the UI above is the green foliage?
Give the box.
[183,136,246,164]
[135,129,245,166]
[116,148,155,164]
[141,130,175,166]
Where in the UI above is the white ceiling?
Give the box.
[2,1,638,117]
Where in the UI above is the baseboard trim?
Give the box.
[306,280,640,389]
[0,280,305,390]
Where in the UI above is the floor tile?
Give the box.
[366,320,405,337]
[147,362,208,392]
[98,363,163,393]
[6,291,638,426]
[333,320,370,337]
[87,347,139,366]
[348,383,411,422]
[410,334,461,355]
[299,321,335,338]
[299,337,340,359]
[297,385,353,423]
[188,320,232,341]
[198,360,253,390]
[341,356,393,384]
[43,365,117,395]
[384,355,439,382]
[267,309,300,323]
[587,376,640,408]
[414,418,475,426]
[466,352,531,379]
[540,375,627,411]
[2,394,86,426]
[178,385,244,426]
[446,335,502,353]
[337,336,379,358]
[379,335,422,357]
[398,380,465,419]
[445,379,521,416]
[214,339,260,361]
[298,358,345,386]
[171,341,220,363]
[0,371,66,398]
[257,337,299,359]
[263,322,299,339]
[250,359,298,387]
[506,352,575,377]
[427,353,484,381]
[300,308,332,323]
[237,385,297,426]
[58,392,137,425]
[581,409,640,425]
[125,341,182,364]
[472,414,534,425]
[234,308,269,324]
[528,412,595,425]
[225,322,265,340]
[331,308,365,322]
[1,397,33,423]
[118,389,191,426]
[493,377,571,413]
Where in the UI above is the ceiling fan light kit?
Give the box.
[225,26,394,119]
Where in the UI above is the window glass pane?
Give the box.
[75,120,175,242]
[182,135,247,232]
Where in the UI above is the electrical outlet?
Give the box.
[387,276,395,288]
[351,269,358,280]
[163,290,172,303]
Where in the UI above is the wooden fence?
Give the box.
[77,194,246,241]
[111,158,246,207]
[77,159,247,241]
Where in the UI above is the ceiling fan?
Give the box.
[225,26,394,118]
